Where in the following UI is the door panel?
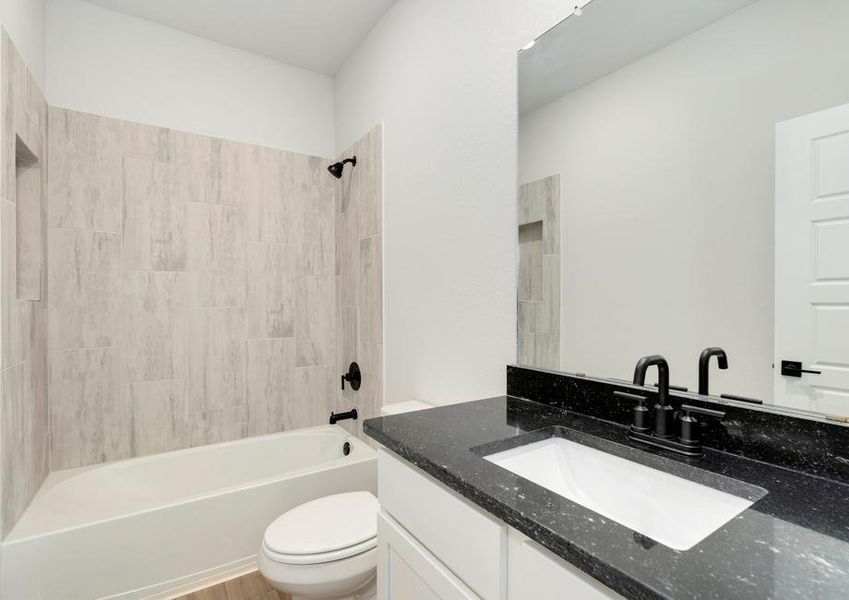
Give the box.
[377,511,480,600]
[775,103,849,412]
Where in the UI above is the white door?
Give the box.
[775,103,849,412]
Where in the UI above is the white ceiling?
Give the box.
[81,0,397,76]
[519,0,757,114]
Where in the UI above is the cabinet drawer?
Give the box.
[507,529,623,600]
[378,450,506,600]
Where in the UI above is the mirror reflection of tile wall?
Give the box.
[517,175,560,370]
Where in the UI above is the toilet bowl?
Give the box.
[259,491,379,600]
[259,402,431,599]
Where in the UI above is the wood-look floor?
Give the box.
[173,570,290,600]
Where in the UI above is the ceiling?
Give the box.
[519,0,758,114]
[81,0,397,76]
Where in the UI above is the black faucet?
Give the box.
[632,355,674,439]
[698,347,728,396]
[617,354,726,457]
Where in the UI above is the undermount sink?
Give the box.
[484,434,761,550]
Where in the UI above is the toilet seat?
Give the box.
[262,536,376,565]
[262,491,378,566]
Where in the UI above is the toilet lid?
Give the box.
[263,491,378,559]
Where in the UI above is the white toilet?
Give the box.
[259,401,431,599]
[259,491,379,599]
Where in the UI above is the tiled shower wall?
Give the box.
[48,109,384,470]
[0,31,50,536]
[335,126,383,439]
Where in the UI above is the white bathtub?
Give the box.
[1,425,376,600]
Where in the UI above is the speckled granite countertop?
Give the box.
[364,396,849,600]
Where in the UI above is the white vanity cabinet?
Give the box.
[377,511,480,599]
[377,450,622,600]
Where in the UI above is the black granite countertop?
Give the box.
[364,396,849,600]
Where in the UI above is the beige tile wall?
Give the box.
[0,30,50,537]
[0,33,383,538]
[48,110,384,471]
[333,125,383,439]
[517,175,560,370]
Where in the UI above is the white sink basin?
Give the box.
[484,437,756,550]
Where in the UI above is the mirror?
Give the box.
[517,0,849,414]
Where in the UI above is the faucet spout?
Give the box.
[632,354,670,406]
[633,355,674,439]
[698,347,728,396]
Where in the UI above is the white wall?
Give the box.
[334,0,583,405]
[46,0,335,157]
[0,0,46,87]
[519,0,849,399]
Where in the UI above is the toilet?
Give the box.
[258,401,431,599]
[259,491,379,599]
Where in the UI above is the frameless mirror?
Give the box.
[517,0,849,415]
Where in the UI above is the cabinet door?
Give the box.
[507,529,623,600]
[378,511,480,600]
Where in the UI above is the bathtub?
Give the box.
[1,425,376,600]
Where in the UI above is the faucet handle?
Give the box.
[681,405,726,420]
[678,405,725,448]
[615,391,651,433]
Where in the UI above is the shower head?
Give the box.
[327,156,357,179]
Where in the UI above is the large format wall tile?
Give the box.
[122,271,187,382]
[1,199,21,368]
[359,235,382,346]
[122,157,188,271]
[245,145,289,244]
[1,362,33,535]
[295,276,335,367]
[49,347,130,469]
[246,242,294,339]
[187,308,245,412]
[186,405,246,448]
[186,203,246,308]
[292,365,334,430]
[190,137,246,206]
[129,378,186,456]
[335,192,359,307]
[48,107,123,233]
[48,229,121,349]
[246,339,294,436]
[296,184,335,276]
[354,126,382,239]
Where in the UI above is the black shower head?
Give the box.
[328,156,357,179]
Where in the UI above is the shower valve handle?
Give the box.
[341,362,361,391]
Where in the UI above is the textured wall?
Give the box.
[334,125,383,438]
[47,109,378,470]
[0,29,49,537]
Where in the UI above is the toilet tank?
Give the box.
[380,401,431,417]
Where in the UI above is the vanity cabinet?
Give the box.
[377,450,621,600]
[377,511,479,599]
